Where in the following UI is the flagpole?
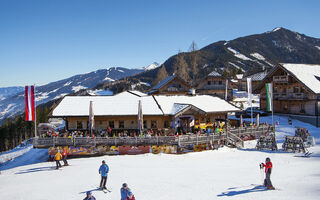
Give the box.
[34,84,37,138]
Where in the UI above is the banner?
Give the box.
[89,101,94,137]
[266,83,273,112]
[25,85,35,121]
[247,78,252,107]
[138,100,143,133]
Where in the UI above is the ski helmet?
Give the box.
[266,157,270,162]
[123,183,128,188]
[102,160,105,164]
[86,191,92,195]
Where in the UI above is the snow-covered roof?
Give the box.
[281,63,320,94]
[245,71,268,81]
[52,91,240,117]
[151,75,175,90]
[235,74,244,79]
[208,70,222,77]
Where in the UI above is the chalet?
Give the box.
[254,63,320,120]
[148,74,191,95]
[237,71,268,91]
[195,70,233,100]
[50,91,240,133]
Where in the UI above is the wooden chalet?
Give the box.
[254,63,320,116]
[148,74,191,95]
[195,70,233,100]
[50,91,240,133]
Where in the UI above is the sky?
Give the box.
[0,0,319,87]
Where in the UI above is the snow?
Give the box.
[250,53,265,61]
[53,93,68,100]
[315,46,320,51]
[144,62,160,71]
[71,85,87,92]
[118,69,124,73]
[1,115,320,199]
[104,77,115,82]
[63,81,72,87]
[272,27,281,32]
[227,47,253,61]
[35,92,49,101]
[131,82,151,89]
[0,103,15,117]
[281,63,320,94]
[229,62,245,72]
[51,92,240,117]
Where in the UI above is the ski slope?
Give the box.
[0,115,319,200]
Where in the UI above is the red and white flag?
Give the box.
[25,85,35,121]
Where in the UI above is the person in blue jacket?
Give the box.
[99,160,109,189]
[121,183,135,200]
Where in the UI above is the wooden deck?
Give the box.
[33,124,274,148]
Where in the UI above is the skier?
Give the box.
[83,191,96,200]
[54,150,62,169]
[99,160,109,190]
[121,183,135,200]
[62,148,69,166]
[260,157,275,190]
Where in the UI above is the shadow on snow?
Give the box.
[217,184,268,197]
[15,166,56,174]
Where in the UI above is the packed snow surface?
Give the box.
[250,53,266,61]
[1,115,320,199]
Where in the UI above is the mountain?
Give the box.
[0,87,24,99]
[142,62,160,71]
[0,67,144,124]
[97,27,320,91]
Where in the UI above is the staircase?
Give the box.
[226,132,244,148]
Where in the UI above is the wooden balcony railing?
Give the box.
[273,75,288,83]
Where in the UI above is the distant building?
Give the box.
[148,74,191,95]
[254,63,320,117]
[195,70,233,100]
[237,71,268,91]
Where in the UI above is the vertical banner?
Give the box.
[265,83,273,112]
[247,78,253,124]
[25,86,35,121]
[89,101,94,138]
[225,79,228,101]
[138,100,143,133]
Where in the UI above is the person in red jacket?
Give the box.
[260,157,274,190]
[62,148,69,166]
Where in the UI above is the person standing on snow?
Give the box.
[121,183,135,200]
[99,160,109,189]
[62,148,69,166]
[260,157,275,190]
[54,150,62,169]
[83,191,96,200]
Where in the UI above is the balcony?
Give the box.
[273,93,307,100]
[273,75,288,83]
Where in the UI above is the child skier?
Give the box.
[260,157,275,190]
[121,183,135,200]
[83,191,96,200]
[54,150,62,169]
[99,160,109,190]
[62,148,69,166]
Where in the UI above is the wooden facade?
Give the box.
[195,72,233,100]
[254,64,320,116]
[148,75,191,95]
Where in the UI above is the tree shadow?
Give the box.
[217,185,268,197]
[15,166,56,174]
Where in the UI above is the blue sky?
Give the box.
[0,0,319,87]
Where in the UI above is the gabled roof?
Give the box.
[245,71,268,81]
[254,63,320,94]
[151,75,175,90]
[208,70,222,77]
[51,91,240,117]
[281,63,320,94]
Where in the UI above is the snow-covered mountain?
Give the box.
[142,62,160,71]
[0,67,146,124]
[0,86,24,99]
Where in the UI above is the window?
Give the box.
[109,121,114,129]
[178,84,182,88]
[282,88,286,93]
[143,120,147,129]
[294,87,299,93]
[99,120,102,125]
[301,103,305,113]
[119,120,124,129]
[164,120,169,128]
[151,120,157,128]
[77,121,83,129]
[219,81,222,85]
[301,87,305,93]
[208,81,211,85]
[274,87,278,93]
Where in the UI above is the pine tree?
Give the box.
[154,65,169,85]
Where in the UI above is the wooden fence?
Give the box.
[33,124,274,149]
